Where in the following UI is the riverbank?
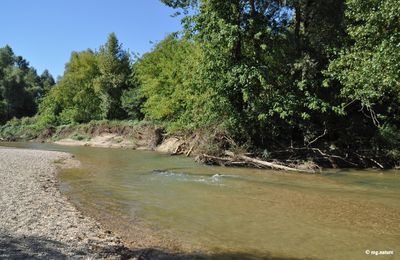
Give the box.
[0,147,135,259]
[1,119,398,170]
[0,120,324,172]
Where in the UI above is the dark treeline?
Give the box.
[1,0,399,167]
[0,46,55,123]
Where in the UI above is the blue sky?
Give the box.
[0,0,182,78]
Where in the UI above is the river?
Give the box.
[1,142,399,259]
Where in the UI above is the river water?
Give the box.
[2,142,399,259]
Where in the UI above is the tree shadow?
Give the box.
[0,233,316,260]
[129,248,317,260]
[0,233,82,259]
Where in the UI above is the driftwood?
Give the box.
[186,145,195,157]
[308,148,359,167]
[201,154,233,163]
[239,155,311,172]
[224,151,313,173]
[271,147,359,168]
[200,151,314,173]
[353,152,384,169]
[172,142,185,155]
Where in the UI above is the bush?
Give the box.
[0,117,41,140]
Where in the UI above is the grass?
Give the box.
[69,133,90,141]
[0,117,161,145]
[0,117,41,141]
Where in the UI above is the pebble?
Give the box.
[0,148,131,259]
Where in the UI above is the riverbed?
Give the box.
[1,142,399,259]
[0,147,131,259]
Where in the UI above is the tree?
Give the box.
[179,0,310,145]
[0,45,50,123]
[37,33,140,126]
[94,33,133,120]
[329,0,400,111]
[328,0,400,157]
[136,34,202,129]
[38,50,102,125]
[160,0,198,11]
[39,70,55,95]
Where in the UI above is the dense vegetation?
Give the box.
[37,33,139,128]
[0,46,54,123]
[1,0,399,167]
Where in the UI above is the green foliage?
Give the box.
[155,0,398,162]
[38,50,102,125]
[327,0,400,156]
[49,119,152,142]
[0,117,41,140]
[37,33,141,126]
[69,132,89,141]
[379,124,400,159]
[0,45,54,124]
[180,0,346,146]
[136,34,206,129]
[121,86,144,120]
[2,0,399,166]
[161,0,197,8]
[94,33,134,119]
[328,0,400,109]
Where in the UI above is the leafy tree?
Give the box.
[176,0,318,146]
[120,69,144,120]
[161,0,349,148]
[39,70,55,96]
[0,46,14,70]
[329,0,399,111]
[37,33,140,126]
[38,50,102,125]
[94,33,133,120]
[328,0,400,157]
[136,34,203,129]
[0,45,52,124]
[121,86,144,120]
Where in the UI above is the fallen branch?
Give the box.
[172,142,184,155]
[309,148,359,167]
[199,154,236,167]
[239,156,312,173]
[224,151,314,173]
[186,145,195,157]
[201,154,233,162]
[354,152,384,169]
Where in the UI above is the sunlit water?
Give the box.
[2,142,399,259]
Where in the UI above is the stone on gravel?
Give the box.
[0,147,132,259]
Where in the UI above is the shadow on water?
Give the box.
[0,233,315,260]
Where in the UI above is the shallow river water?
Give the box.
[2,142,399,259]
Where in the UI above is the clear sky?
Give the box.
[0,0,182,78]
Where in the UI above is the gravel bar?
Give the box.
[0,147,134,259]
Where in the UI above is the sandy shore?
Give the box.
[0,147,134,259]
[54,134,136,149]
[53,134,183,154]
